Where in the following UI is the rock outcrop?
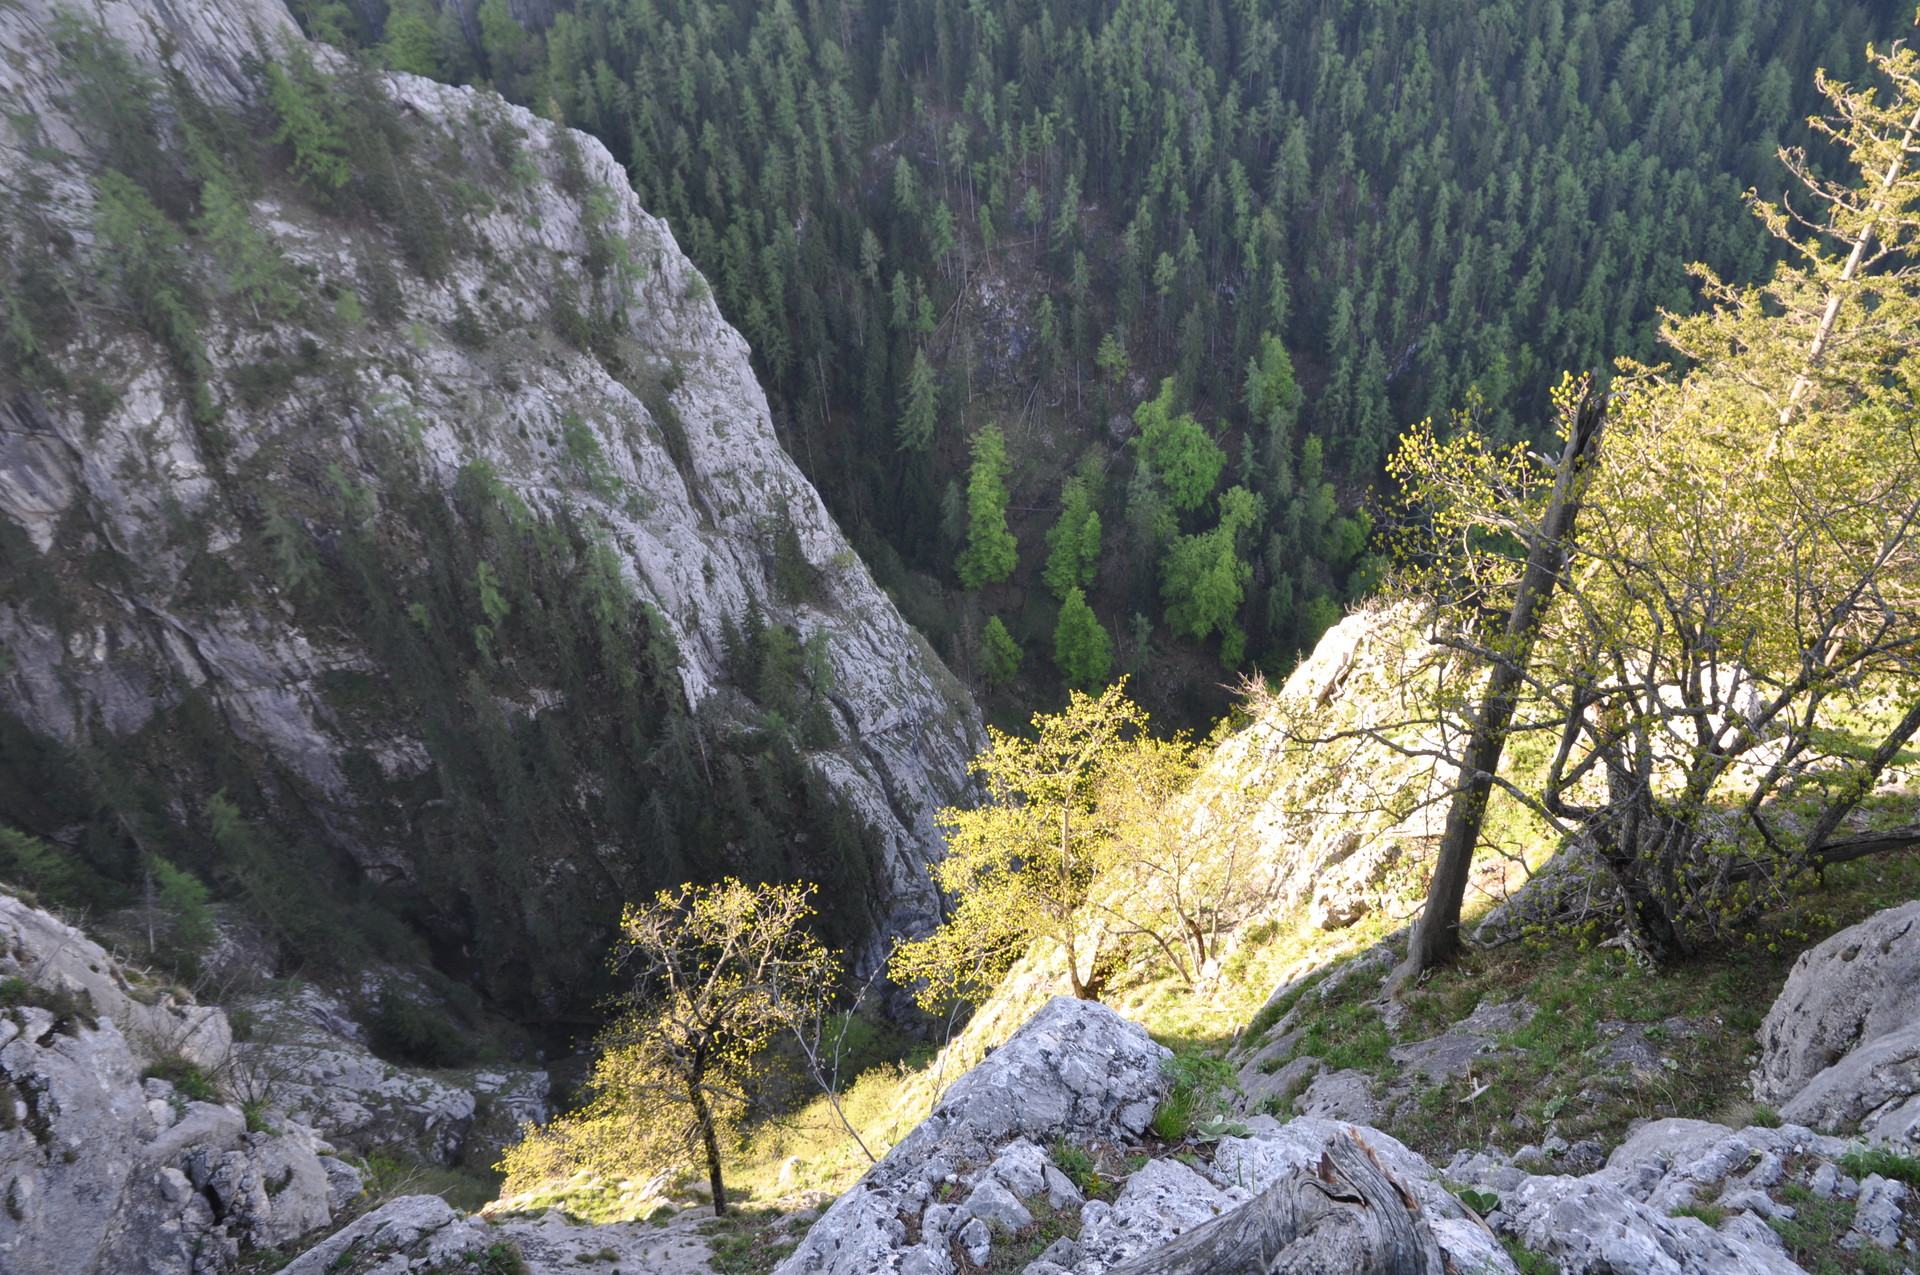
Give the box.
[754,993,1920,1275]
[232,983,548,1166]
[1754,901,1920,1145]
[776,996,1170,1275]
[0,893,363,1274]
[0,0,981,1010]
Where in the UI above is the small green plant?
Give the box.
[1750,1104,1783,1128]
[0,977,28,1007]
[1840,1145,1920,1186]
[142,1055,216,1101]
[243,1099,272,1134]
[1051,1140,1095,1191]
[1671,1203,1727,1226]
[1455,1186,1500,1216]
[1191,1115,1250,1143]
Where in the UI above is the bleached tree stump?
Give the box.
[1104,1131,1447,1275]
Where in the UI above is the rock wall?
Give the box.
[0,0,982,1005]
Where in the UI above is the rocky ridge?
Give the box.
[769,995,1867,1275]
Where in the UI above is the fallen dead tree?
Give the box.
[1105,1130,1447,1275]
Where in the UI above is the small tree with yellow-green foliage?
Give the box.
[498,879,835,1215]
[891,684,1148,1007]
[1376,42,1920,966]
[1083,734,1281,985]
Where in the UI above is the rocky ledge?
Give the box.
[771,995,1869,1275]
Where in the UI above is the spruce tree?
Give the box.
[1053,587,1111,689]
[1043,461,1103,598]
[897,348,938,450]
[980,616,1021,686]
[956,424,1017,589]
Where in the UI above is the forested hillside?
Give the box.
[293,0,1909,723]
[0,0,978,1019]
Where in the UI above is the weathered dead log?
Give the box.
[1725,825,1920,883]
[1103,1131,1446,1275]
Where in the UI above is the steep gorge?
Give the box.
[0,0,981,1016]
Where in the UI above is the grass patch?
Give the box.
[1501,1234,1560,1275]
[358,1149,500,1214]
[1671,1203,1727,1226]
[142,1054,216,1102]
[1840,1146,1920,1187]
[1151,1046,1236,1140]
[1769,1184,1911,1275]
[1360,847,1920,1160]
[700,1209,800,1275]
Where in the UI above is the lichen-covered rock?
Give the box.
[1753,901,1920,1112]
[1777,1021,1920,1144]
[1491,1174,1804,1275]
[1074,1158,1237,1268]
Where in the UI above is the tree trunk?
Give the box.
[1390,386,1607,995]
[1103,1130,1446,1275]
[688,1077,728,1216]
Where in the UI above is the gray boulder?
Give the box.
[1293,1067,1383,1123]
[0,893,230,1071]
[774,996,1170,1275]
[281,1195,499,1274]
[1778,1020,1920,1140]
[1494,1174,1805,1275]
[1753,901,1920,1111]
[964,1177,1034,1231]
[1850,1174,1908,1248]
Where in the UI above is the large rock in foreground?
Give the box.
[776,996,1170,1275]
[774,997,1508,1275]
[1753,902,1920,1144]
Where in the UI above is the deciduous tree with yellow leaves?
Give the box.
[498,879,835,1215]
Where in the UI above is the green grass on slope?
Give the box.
[1248,848,1920,1162]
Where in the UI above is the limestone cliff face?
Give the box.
[0,0,980,1007]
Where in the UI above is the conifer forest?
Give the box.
[303,0,1908,722]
